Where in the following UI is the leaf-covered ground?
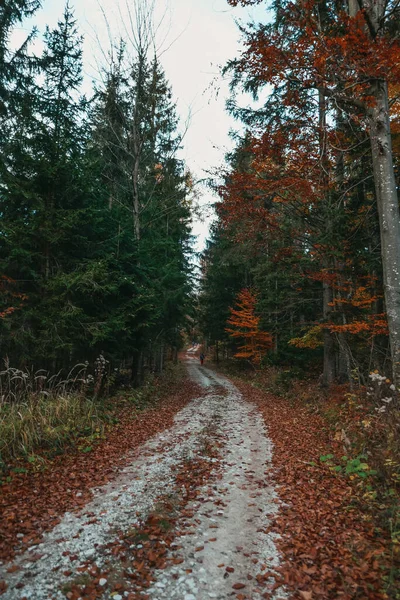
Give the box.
[1,361,396,600]
[234,378,393,600]
[0,377,202,564]
[0,362,283,600]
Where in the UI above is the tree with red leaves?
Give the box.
[223,0,400,383]
[226,288,273,365]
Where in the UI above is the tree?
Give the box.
[0,2,193,376]
[0,0,41,118]
[226,288,272,365]
[0,3,108,366]
[227,0,400,383]
[198,219,248,361]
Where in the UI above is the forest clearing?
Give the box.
[1,0,400,598]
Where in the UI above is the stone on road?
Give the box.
[0,357,284,599]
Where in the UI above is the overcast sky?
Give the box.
[21,0,266,251]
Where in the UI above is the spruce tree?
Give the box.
[91,50,193,380]
[0,3,97,366]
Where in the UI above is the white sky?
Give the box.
[19,0,267,251]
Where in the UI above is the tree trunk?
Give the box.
[131,350,143,387]
[322,279,336,386]
[368,80,400,384]
[132,150,141,242]
[319,87,336,386]
[338,331,352,385]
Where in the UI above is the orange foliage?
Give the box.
[0,275,26,318]
[327,314,389,337]
[226,289,273,365]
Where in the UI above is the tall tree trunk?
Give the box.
[368,80,400,384]
[132,152,141,241]
[334,112,351,384]
[319,87,336,386]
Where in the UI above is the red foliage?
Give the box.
[235,378,392,599]
[226,289,273,364]
[220,0,398,357]
[0,276,27,318]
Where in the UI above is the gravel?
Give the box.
[0,358,285,599]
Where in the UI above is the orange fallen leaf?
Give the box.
[232,582,246,589]
[6,565,20,573]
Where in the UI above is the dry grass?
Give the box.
[0,361,103,466]
[0,394,104,464]
[0,361,187,467]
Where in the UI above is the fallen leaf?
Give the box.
[232,582,246,590]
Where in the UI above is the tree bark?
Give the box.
[319,87,337,386]
[322,279,336,386]
[368,80,400,384]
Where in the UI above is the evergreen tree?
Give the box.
[0,3,99,366]
[91,48,193,380]
[0,0,41,118]
[0,3,193,376]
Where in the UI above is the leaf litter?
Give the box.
[0,379,202,564]
[234,378,393,600]
[0,360,286,599]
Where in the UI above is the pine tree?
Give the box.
[0,0,41,118]
[0,3,193,374]
[0,3,99,366]
[91,49,193,380]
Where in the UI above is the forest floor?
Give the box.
[0,354,397,600]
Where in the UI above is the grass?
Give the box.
[0,360,187,472]
[0,394,104,466]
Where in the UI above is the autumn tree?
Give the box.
[227,0,400,384]
[226,288,272,365]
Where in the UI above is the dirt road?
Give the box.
[0,358,284,599]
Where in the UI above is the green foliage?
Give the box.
[0,5,193,377]
[342,455,377,478]
[319,454,335,463]
[319,453,377,478]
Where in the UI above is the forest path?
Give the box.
[0,357,284,600]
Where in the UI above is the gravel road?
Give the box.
[0,357,285,600]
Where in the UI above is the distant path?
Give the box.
[0,356,284,600]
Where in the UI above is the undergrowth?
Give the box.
[0,394,103,467]
[0,361,185,475]
[216,361,400,599]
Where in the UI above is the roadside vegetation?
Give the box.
[0,358,200,565]
[0,360,188,477]
[209,359,400,598]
